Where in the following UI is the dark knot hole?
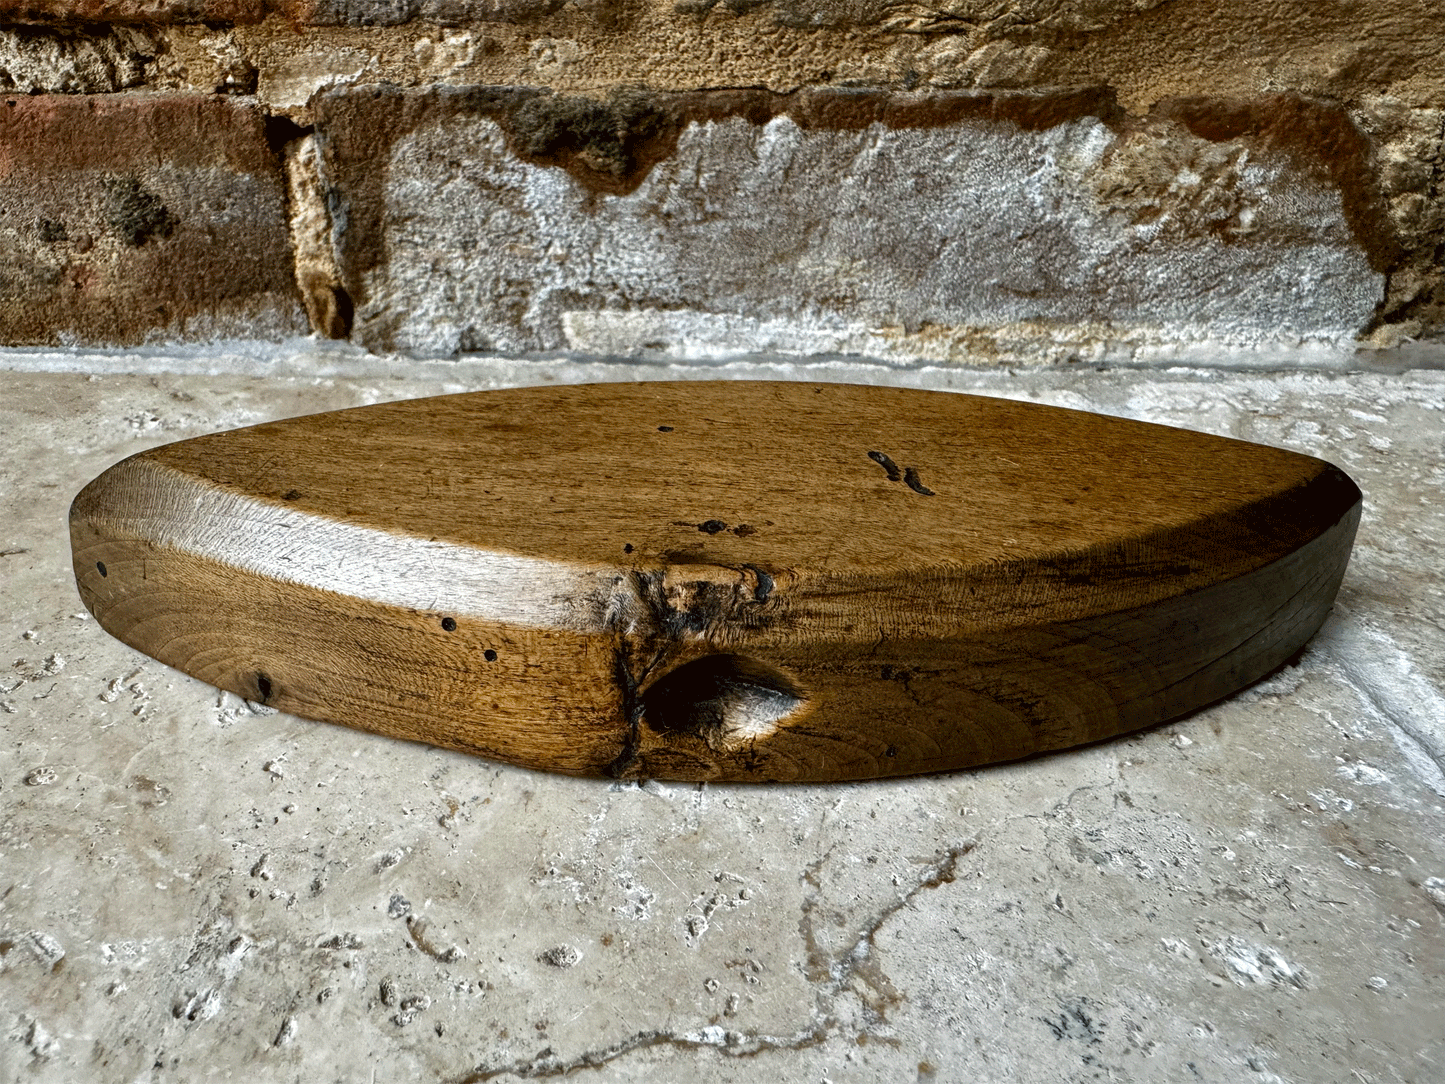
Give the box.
[640,654,808,751]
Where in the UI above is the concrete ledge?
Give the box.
[2,355,1442,1081]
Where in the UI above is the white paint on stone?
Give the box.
[1208,937,1309,988]
[358,114,1383,361]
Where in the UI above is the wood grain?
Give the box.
[69,381,1361,781]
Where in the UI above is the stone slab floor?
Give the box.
[1,346,1442,1084]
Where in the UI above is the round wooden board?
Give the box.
[70,382,1361,781]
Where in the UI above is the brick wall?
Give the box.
[2,1,1441,362]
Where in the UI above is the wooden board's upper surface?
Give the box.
[123,382,1355,626]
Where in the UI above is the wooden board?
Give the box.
[69,381,1361,782]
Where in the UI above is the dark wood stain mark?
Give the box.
[606,640,668,778]
[870,451,934,495]
[742,564,774,603]
[606,647,642,778]
[903,467,936,496]
[868,450,902,481]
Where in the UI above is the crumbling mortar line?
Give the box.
[1425,109,1445,293]
[1426,111,1445,207]
[449,840,975,1082]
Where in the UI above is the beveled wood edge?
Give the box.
[71,451,1362,648]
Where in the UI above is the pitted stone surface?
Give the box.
[315,87,1386,361]
[0,93,306,346]
[0,0,260,22]
[0,27,158,94]
[1,349,1442,1082]
[0,0,1440,350]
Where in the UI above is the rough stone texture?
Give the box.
[313,86,1389,361]
[145,27,257,94]
[1,350,1443,1082]
[0,0,1440,354]
[1353,99,1445,347]
[0,93,307,346]
[105,0,1445,125]
[0,27,158,94]
[0,0,261,24]
[283,0,598,28]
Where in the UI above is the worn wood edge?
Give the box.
[70,451,1361,641]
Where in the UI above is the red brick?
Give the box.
[0,93,304,346]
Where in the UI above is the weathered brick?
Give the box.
[0,0,261,22]
[0,93,305,346]
[0,27,157,94]
[675,0,1164,30]
[312,85,1392,361]
[281,0,619,26]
